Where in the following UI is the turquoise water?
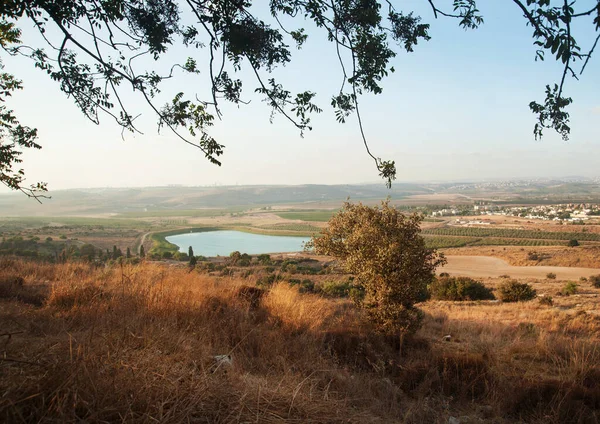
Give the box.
[166,230,311,257]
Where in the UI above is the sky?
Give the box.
[2,0,599,191]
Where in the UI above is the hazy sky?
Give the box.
[3,1,599,192]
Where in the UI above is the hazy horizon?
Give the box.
[3,174,600,198]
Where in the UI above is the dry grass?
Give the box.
[443,245,600,268]
[1,258,599,423]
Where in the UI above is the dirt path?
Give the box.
[441,256,600,280]
[136,232,152,255]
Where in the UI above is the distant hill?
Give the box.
[2,179,600,217]
[0,184,430,216]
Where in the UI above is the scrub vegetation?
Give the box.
[2,258,600,423]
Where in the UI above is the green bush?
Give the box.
[589,274,600,288]
[298,279,315,293]
[257,254,271,265]
[320,280,353,298]
[497,280,537,302]
[561,281,579,296]
[429,276,495,301]
[257,273,283,288]
[568,239,579,247]
[546,272,557,280]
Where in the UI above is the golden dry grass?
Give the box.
[0,258,599,423]
[443,245,600,268]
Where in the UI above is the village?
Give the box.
[431,202,600,222]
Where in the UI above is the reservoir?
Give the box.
[166,230,311,257]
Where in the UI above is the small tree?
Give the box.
[497,280,537,302]
[140,245,145,258]
[308,200,445,335]
[80,244,96,262]
[126,247,131,259]
[590,275,600,288]
[229,251,241,265]
[188,246,194,258]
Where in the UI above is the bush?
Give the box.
[308,200,445,335]
[589,274,600,288]
[429,277,495,301]
[320,280,353,298]
[561,281,578,296]
[546,272,557,280]
[539,296,554,306]
[257,273,283,288]
[238,258,251,267]
[257,254,271,265]
[568,239,579,247]
[497,280,537,302]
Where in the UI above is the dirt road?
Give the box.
[441,256,600,280]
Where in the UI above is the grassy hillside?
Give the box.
[1,259,599,423]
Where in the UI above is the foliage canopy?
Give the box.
[1,1,599,197]
[308,200,445,334]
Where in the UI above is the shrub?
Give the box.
[309,200,445,335]
[439,272,450,277]
[174,252,189,261]
[298,279,315,293]
[546,272,557,280]
[429,277,495,301]
[561,281,578,296]
[589,274,600,288]
[320,280,353,298]
[229,251,241,265]
[568,239,579,247]
[497,280,537,302]
[499,274,511,279]
[539,296,554,306]
[289,278,315,293]
[257,254,271,265]
[257,273,283,288]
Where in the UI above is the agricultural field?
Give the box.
[274,210,336,222]
[422,225,600,249]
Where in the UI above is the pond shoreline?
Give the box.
[149,226,317,256]
[165,229,312,257]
